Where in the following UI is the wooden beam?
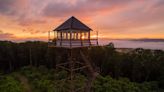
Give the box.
[56,65,70,71]
[96,31,99,45]
[48,31,50,42]
[80,32,83,46]
[54,31,55,40]
[57,32,58,40]
[56,62,71,66]
[66,32,68,39]
[76,61,85,65]
[60,32,62,46]
[88,32,91,46]
[70,31,72,48]
[73,66,88,71]
[76,32,78,40]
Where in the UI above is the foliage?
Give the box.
[20,66,87,92]
[93,75,158,92]
[0,76,24,92]
[0,66,163,92]
[0,41,164,91]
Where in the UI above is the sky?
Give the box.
[0,0,164,41]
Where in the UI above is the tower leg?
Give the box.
[55,48,98,92]
[69,49,74,92]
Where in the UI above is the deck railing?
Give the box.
[48,39,98,48]
[48,31,98,48]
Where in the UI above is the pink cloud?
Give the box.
[0,30,16,40]
[42,0,132,18]
[0,0,164,40]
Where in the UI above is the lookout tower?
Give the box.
[48,16,98,48]
[48,16,99,92]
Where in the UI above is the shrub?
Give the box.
[0,76,24,92]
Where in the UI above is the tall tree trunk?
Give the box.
[29,48,33,66]
[9,60,12,72]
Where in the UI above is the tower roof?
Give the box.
[54,16,92,31]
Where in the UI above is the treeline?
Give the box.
[89,46,164,88]
[0,41,55,72]
[0,41,164,90]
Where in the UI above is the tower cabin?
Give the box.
[48,16,98,48]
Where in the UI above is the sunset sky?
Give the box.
[0,0,164,41]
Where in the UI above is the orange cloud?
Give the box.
[0,0,164,42]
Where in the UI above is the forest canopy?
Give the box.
[0,41,164,92]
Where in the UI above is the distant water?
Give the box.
[99,39,164,50]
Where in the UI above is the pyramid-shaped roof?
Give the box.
[54,16,92,31]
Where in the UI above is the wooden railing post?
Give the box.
[96,31,99,45]
[70,31,72,48]
[80,32,83,46]
[88,32,91,46]
[48,31,50,41]
[60,32,62,46]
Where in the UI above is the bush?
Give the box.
[0,76,24,92]
[93,75,159,92]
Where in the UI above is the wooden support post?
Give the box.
[60,32,62,46]
[48,31,50,41]
[48,31,51,47]
[55,49,96,92]
[57,32,58,40]
[96,31,98,45]
[88,32,91,46]
[29,48,32,66]
[70,31,72,48]
[76,32,78,40]
[80,32,83,46]
[54,31,55,39]
[66,32,68,39]
[70,49,74,92]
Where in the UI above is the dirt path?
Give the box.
[14,73,32,92]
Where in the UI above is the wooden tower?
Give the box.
[48,16,99,92]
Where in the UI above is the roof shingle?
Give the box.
[54,16,92,31]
